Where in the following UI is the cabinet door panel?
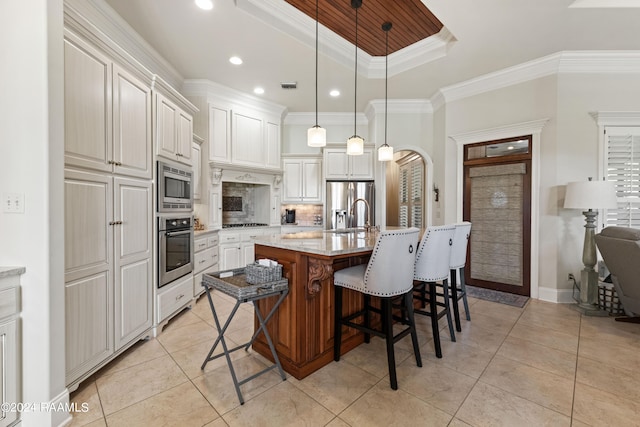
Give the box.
[220,245,241,270]
[65,271,113,384]
[265,121,281,169]
[114,178,152,260]
[156,94,177,159]
[283,160,302,201]
[115,258,152,349]
[64,169,112,282]
[350,149,374,179]
[192,142,202,199]
[209,189,222,229]
[64,34,112,173]
[177,111,193,165]
[324,150,349,179]
[0,320,18,427]
[209,105,230,163]
[242,243,255,266]
[113,64,151,179]
[303,160,322,202]
[232,111,263,166]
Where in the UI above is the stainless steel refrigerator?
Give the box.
[325,181,375,230]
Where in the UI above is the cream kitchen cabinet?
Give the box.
[0,268,22,427]
[218,228,278,270]
[64,168,153,387]
[209,188,222,229]
[323,147,374,180]
[208,103,281,170]
[282,156,322,203]
[193,232,219,297]
[192,135,203,200]
[155,91,193,166]
[208,103,232,163]
[64,30,152,179]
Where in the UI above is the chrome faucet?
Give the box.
[350,198,372,231]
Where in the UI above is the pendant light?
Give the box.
[307,0,326,147]
[346,0,364,156]
[378,22,394,162]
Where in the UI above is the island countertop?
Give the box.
[252,226,409,257]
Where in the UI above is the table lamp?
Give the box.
[564,178,618,314]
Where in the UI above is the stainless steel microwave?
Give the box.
[157,161,193,212]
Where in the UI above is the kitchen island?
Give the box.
[251,228,381,380]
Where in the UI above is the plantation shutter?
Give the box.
[605,126,640,228]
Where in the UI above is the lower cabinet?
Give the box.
[64,168,153,387]
[219,228,278,270]
[156,274,193,325]
[193,232,219,297]
[0,270,22,427]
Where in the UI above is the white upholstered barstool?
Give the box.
[413,224,456,358]
[449,222,472,332]
[333,228,421,390]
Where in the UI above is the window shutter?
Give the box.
[605,126,640,228]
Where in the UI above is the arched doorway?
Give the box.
[385,150,428,227]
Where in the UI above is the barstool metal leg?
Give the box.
[450,269,462,332]
[429,281,443,358]
[460,267,471,321]
[442,279,456,342]
[382,298,398,390]
[404,291,422,368]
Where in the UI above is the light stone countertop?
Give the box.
[253,226,411,257]
[194,229,218,237]
[0,267,26,278]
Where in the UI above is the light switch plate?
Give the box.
[3,193,25,213]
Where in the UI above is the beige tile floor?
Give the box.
[68,291,640,427]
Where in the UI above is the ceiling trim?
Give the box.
[283,112,368,126]
[438,51,640,105]
[364,99,433,120]
[64,0,184,89]
[235,0,455,79]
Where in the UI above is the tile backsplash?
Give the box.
[222,182,256,224]
[281,204,323,226]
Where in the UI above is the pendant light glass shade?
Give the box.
[378,21,393,162]
[307,0,326,147]
[308,125,327,147]
[347,0,363,155]
[346,135,364,155]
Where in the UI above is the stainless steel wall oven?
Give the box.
[158,216,193,287]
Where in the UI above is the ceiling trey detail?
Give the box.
[284,0,444,56]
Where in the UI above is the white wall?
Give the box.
[0,0,68,426]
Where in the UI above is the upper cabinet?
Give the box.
[192,134,203,200]
[154,89,195,166]
[282,156,323,204]
[323,147,375,180]
[208,103,282,171]
[64,30,152,179]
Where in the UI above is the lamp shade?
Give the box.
[307,125,326,147]
[347,135,364,155]
[378,145,393,161]
[564,180,618,209]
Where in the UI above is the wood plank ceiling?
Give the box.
[285,0,443,56]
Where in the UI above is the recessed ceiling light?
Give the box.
[330,89,340,97]
[507,146,514,150]
[229,56,243,65]
[254,87,265,95]
[195,0,213,10]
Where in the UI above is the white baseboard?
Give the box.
[19,388,71,427]
[538,286,576,304]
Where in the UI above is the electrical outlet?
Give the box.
[568,273,575,281]
[3,193,25,213]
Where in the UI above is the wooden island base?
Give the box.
[252,244,372,380]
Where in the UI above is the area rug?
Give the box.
[465,285,529,308]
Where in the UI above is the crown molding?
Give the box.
[569,0,640,7]
[284,112,368,126]
[449,118,550,145]
[183,79,288,118]
[437,51,640,105]
[364,99,433,120]
[590,111,640,126]
[63,0,184,89]
[236,0,455,79]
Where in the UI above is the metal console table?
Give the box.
[201,269,288,405]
